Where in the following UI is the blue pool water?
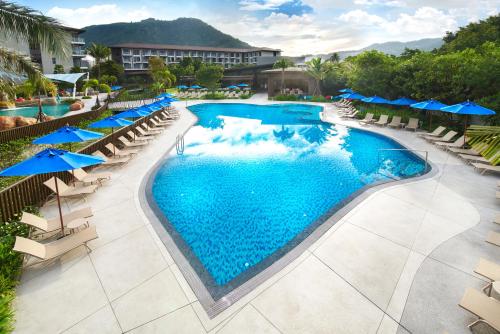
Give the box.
[151,103,427,288]
[0,104,70,118]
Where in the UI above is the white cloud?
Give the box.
[239,0,290,11]
[353,0,405,7]
[339,10,386,25]
[46,4,151,28]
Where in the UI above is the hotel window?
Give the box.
[133,49,140,55]
[123,49,131,55]
[124,63,131,69]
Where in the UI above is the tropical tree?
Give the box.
[195,64,224,91]
[148,56,176,90]
[87,43,111,79]
[273,58,294,91]
[53,64,64,74]
[329,52,340,63]
[0,1,69,97]
[306,57,334,96]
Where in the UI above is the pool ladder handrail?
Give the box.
[176,134,185,155]
[377,148,429,173]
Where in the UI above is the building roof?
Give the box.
[263,67,306,73]
[110,43,281,53]
[59,25,85,33]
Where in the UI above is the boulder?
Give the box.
[70,102,83,111]
[14,116,37,127]
[0,116,16,130]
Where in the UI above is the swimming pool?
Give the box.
[0,104,70,118]
[149,103,428,298]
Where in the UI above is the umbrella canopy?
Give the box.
[190,85,202,89]
[339,88,354,93]
[33,126,103,145]
[410,99,448,110]
[156,100,171,108]
[0,148,104,235]
[155,93,173,99]
[237,83,249,87]
[362,96,391,104]
[389,97,417,106]
[89,116,134,129]
[177,85,189,89]
[144,104,162,111]
[227,85,239,89]
[162,97,179,102]
[340,93,366,100]
[0,148,104,176]
[440,101,496,116]
[115,108,150,119]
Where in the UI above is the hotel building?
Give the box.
[110,43,282,74]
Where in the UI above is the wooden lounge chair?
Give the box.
[105,143,139,157]
[73,168,111,185]
[426,130,457,143]
[374,114,389,126]
[460,151,499,164]
[136,126,159,138]
[118,136,147,148]
[154,116,173,125]
[471,163,500,175]
[435,135,465,148]
[14,225,98,267]
[486,231,500,247]
[141,123,162,135]
[387,116,403,128]
[458,288,500,332]
[495,213,500,225]
[341,111,359,119]
[474,258,500,296]
[21,207,92,236]
[93,151,130,166]
[150,119,169,128]
[43,177,97,199]
[405,118,419,131]
[127,130,151,142]
[359,113,374,125]
[419,126,446,138]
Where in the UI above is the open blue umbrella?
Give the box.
[441,101,496,146]
[190,85,202,89]
[162,97,178,102]
[237,83,249,87]
[227,85,239,90]
[411,99,448,131]
[177,85,188,89]
[390,97,417,106]
[155,93,173,99]
[89,116,133,155]
[115,108,150,119]
[340,93,366,100]
[339,88,354,93]
[0,148,104,234]
[33,126,103,149]
[362,96,391,104]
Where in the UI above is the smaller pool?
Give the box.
[0,104,70,118]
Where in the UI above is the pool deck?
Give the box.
[12,96,499,334]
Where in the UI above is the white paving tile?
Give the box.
[62,305,121,334]
[376,314,399,334]
[128,305,206,334]
[252,256,384,334]
[216,304,280,334]
[314,223,410,310]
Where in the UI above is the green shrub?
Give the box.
[273,95,299,101]
[61,98,79,105]
[203,92,226,100]
[311,96,329,103]
[240,94,252,99]
[98,84,111,94]
[81,96,92,100]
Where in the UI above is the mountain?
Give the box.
[81,18,251,48]
[294,38,444,62]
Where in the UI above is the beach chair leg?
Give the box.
[482,282,492,296]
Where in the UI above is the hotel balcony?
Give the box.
[71,37,85,44]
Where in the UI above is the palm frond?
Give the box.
[0,1,69,57]
[0,47,41,79]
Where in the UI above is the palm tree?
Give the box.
[329,52,340,63]
[87,43,111,79]
[273,58,294,92]
[306,57,334,96]
[0,1,69,97]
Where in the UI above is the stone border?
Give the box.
[139,102,439,319]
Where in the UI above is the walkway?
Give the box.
[12,101,499,334]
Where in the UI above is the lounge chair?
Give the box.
[127,130,151,142]
[435,135,466,148]
[471,163,500,175]
[150,119,169,128]
[141,123,163,135]
[425,130,457,143]
[495,213,500,225]
[21,207,92,236]
[419,126,446,138]
[405,118,419,131]
[458,288,500,332]
[486,231,500,247]
[341,111,359,119]
[118,136,147,148]
[474,258,500,295]
[387,116,403,128]
[136,126,160,137]
[460,151,499,164]
[43,177,97,199]
[105,143,139,157]
[374,115,389,126]
[359,113,374,125]
[73,168,111,185]
[93,151,130,166]
[154,116,173,125]
[14,225,98,267]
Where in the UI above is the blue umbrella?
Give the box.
[411,99,448,131]
[339,88,354,93]
[362,96,391,104]
[190,85,202,89]
[162,97,178,102]
[33,126,103,148]
[340,93,366,100]
[0,148,104,234]
[441,101,496,146]
[389,97,417,106]
[89,116,133,155]
[177,85,188,89]
[227,85,239,90]
[111,86,122,91]
[155,93,173,99]
[114,108,150,119]
[237,83,249,87]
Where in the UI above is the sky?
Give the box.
[19,0,499,56]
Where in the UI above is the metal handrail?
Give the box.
[176,134,185,155]
[378,148,429,173]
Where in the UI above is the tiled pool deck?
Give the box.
[13,96,499,333]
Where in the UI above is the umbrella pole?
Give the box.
[54,176,65,236]
[463,115,468,147]
[428,111,433,131]
[112,128,115,156]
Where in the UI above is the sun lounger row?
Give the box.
[357,113,420,131]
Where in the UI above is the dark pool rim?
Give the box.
[139,103,438,319]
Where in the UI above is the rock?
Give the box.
[14,116,37,127]
[45,116,55,121]
[70,102,83,111]
[0,116,16,130]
